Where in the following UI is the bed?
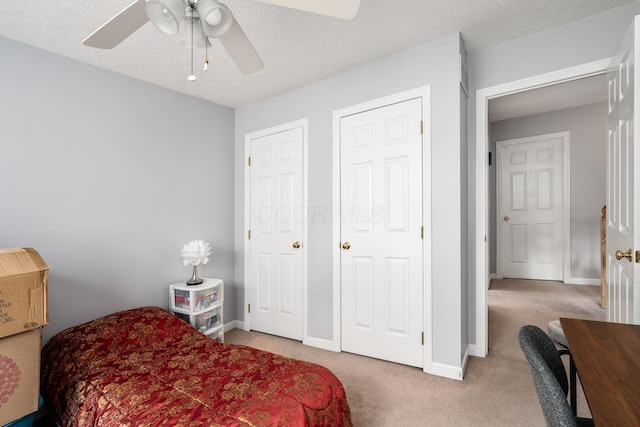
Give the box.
[40,306,352,426]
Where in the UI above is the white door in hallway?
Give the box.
[248,125,304,340]
[339,97,424,367]
[496,133,567,281]
[606,16,640,324]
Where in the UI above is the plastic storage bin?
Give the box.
[169,279,224,342]
[171,280,222,313]
[194,306,222,333]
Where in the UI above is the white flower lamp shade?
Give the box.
[181,240,211,285]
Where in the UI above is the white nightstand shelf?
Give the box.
[169,278,224,342]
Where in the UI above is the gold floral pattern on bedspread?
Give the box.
[41,306,352,426]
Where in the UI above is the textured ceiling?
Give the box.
[489,74,608,122]
[0,0,635,107]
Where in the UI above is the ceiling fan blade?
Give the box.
[255,0,360,19]
[219,17,264,75]
[83,0,149,49]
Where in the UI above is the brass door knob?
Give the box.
[503,216,510,221]
[292,241,301,249]
[342,242,351,250]
[615,249,633,262]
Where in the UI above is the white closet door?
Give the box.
[340,97,424,367]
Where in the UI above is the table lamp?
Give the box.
[181,240,211,285]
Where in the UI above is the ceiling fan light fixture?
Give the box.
[179,17,212,48]
[205,9,222,26]
[146,0,186,35]
[196,0,233,38]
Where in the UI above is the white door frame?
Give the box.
[332,86,432,372]
[474,59,611,357]
[495,131,571,282]
[244,119,309,344]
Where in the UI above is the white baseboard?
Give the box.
[224,322,341,352]
[565,277,600,286]
[468,343,481,357]
[431,362,464,381]
[490,274,599,286]
[305,336,340,352]
[461,346,469,378]
[224,320,244,333]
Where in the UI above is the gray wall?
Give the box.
[0,38,236,343]
[489,103,606,281]
[466,1,640,346]
[235,32,468,370]
[460,36,470,360]
[2,0,637,375]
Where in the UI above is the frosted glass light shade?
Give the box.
[196,0,233,38]
[179,17,212,48]
[146,0,186,35]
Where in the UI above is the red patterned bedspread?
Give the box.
[41,306,352,426]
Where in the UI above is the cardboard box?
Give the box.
[0,248,49,339]
[0,329,41,425]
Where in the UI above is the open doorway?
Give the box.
[488,74,606,284]
[474,59,611,357]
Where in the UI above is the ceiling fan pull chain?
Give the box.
[204,41,209,71]
[188,12,197,81]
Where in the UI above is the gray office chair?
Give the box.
[518,325,594,427]
[548,320,577,416]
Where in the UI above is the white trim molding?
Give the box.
[243,119,309,343]
[225,320,244,333]
[306,336,340,352]
[332,86,432,373]
[431,362,464,381]
[566,278,600,286]
[473,58,612,358]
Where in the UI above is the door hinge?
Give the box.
[248,230,251,240]
[420,120,423,135]
[248,304,251,313]
[421,226,424,239]
[248,156,251,166]
[421,332,424,346]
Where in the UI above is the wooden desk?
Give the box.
[560,318,640,427]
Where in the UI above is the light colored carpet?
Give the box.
[225,279,605,426]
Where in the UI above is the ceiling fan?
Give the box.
[83,0,361,76]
